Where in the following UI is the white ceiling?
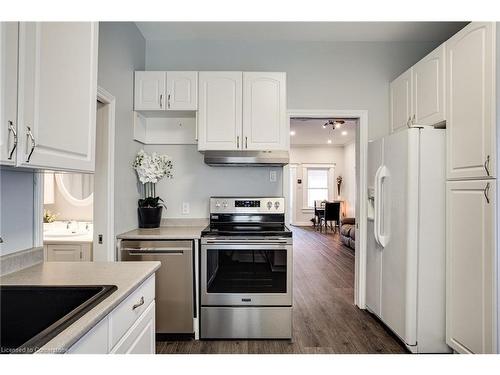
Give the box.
[136,22,467,42]
[290,118,357,146]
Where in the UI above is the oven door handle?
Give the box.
[204,239,290,244]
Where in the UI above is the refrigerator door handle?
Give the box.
[373,166,382,246]
[375,165,390,248]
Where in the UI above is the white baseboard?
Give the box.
[291,222,314,227]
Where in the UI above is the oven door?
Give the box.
[201,239,292,306]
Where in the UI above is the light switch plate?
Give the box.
[182,202,190,215]
[270,170,277,182]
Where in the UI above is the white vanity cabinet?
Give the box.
[16,22,98,172]
[0,22,19,166]
[44,243,92,262]
[68,275,156,354]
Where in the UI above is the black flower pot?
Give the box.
[138,206,163,228]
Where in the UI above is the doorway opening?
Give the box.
[284,109,368,308]
[37,87,116,262]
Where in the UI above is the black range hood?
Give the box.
[204,150,289,167]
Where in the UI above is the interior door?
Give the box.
[380,128,419,346]
[166,71,197,110]
[197,71,242,151]
[413,43,445,126]
[17,22,98,172]
[0,22,18,166]
[446,22,495,180]
[390,68,413,133]
[446,180,495,354]
[134,71,166,111]
[365,137,383,316]
[242,72,287,150]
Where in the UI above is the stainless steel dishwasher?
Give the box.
[120,240,194,336]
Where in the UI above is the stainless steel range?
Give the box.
[200,197,293,339]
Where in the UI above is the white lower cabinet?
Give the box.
[110,301,155,354]
[446,180,496,353]
[67,275,156,354]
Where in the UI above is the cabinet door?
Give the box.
[166,71,197,110]
[17,22,98,172]
[390,68,413,133]
[0,22,18,165]
[45,244,83,261]
[446,22,495,180]
[111,301,155,354]
[134,71,166,111]
[197,72,242,151]
[242,72,287,150]
[67,316,109,354]
[446,180,495,353]
[413,43,445,126]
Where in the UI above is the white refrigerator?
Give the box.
[366,127,450,353]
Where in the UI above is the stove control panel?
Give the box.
[210,197,285,214]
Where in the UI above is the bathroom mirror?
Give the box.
[55,173,94,206]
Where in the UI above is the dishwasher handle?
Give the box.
[124,249,187,255]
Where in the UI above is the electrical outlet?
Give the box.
[182,202,190,215]
[270,170,277,182]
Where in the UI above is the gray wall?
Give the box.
[144,40,438,219]
[98,22,146,235]
[146,40,440,140]
[144,145,282,218]
[0,169,35,256]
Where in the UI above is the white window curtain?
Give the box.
[301,164,335,210]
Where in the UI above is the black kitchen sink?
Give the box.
[0,285,116,354]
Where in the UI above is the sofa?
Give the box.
[340,217,355,250]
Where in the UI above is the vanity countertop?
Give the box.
[0,261,161,353]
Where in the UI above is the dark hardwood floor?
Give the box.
[156,226,407,354]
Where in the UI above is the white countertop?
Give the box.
[0,261,161,353]
[117,225,206,240]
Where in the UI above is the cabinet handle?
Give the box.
[484,182,490,204]
[245,136,248,149]
[7,120,17,160]
[237,136,240,149]
[26,126,36,163]
[132,296,144,310]
[484,155,490,176]
[406,116,411,128]
[159,94,163,108]
[412,114,416,125]
[79,251,82,260]
[167,94,171,109]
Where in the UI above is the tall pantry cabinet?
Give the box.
[445,22,497,354]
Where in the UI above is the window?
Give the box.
[307,168,329,208]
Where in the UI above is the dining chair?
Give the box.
[320,201,341,233]
[313,200,326,230]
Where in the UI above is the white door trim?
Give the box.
[286,109,368,309]
[97,86,116,261]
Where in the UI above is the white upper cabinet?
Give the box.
[134,71,166,111]
[17,22,98,172]
[197,71,242,151]
[390,43,446,132]
[390,68,413,132]
[413,43,446,126]
[0,22,18,166]
[446,22,495,180]
[446,179,495,353]
[166,71,197,110]
[243,72,287,150]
